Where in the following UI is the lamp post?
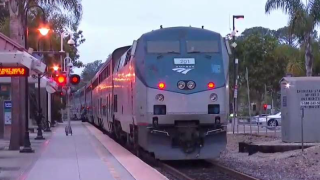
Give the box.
[28,5,49,141]
[20,4,49,152]
[37,30,52,133]
[231,15,244,134]
[35,27,50,139]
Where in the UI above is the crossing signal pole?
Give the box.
[232,15,244,134]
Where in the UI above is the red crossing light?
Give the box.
[70,74,81,85]
[55,74,66,86]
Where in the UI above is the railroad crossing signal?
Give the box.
[70,74,80,85]
[55,74,67,86]
[263,104,267,111]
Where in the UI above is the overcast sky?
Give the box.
[74,0,289,74]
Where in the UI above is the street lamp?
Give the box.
[231,15,244,135]
[30,5,49,141]
[53,65,59,71]
[38,27,50,36]
[20,5,49,153]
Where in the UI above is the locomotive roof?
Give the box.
[140,26,221,41]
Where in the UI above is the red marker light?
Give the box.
[158,82,166,89]
[70,74,81,85]
[208,82,215,89]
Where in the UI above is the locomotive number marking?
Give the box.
[174,58,195,65]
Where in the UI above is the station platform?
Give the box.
[23,122,168,180]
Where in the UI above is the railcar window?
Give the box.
[124,48,132,66]
[147,41,180,53]
[100,98,103,115]
[186,41,219,53]
[92,79,99,90]
[114,95,118,112]
[106,97,109,116]
[106,66,110,77]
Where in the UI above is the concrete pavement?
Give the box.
[0,121,169,180]
[0,128,53,180]
[24,122,135,180]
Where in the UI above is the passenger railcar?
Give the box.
[74,27,230,160]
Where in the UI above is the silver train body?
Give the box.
[72,27,230,160]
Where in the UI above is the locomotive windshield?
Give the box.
[147,41,180,53]
[186,41,219,53]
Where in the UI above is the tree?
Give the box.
[6,0,82,150]
[81,60,103,83]
[265,0,320,76]
[235,28,288,113]
[274,26,298,46]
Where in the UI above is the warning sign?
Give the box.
[298,89,320,109]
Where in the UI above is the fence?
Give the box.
[228,116,281,138]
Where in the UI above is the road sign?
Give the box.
[234,89,238,98]
[4,101,11,125]
[231,42,237,48]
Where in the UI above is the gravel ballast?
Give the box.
[216,134,320,180]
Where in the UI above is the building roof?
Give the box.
[0,32,25,51]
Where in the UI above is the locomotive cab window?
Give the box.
[186,40,219,53]
[147,41,180,53]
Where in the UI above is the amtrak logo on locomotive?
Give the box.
[172,58,195,74]
[172,67,194,74]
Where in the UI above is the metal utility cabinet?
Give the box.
[281,77,320,143]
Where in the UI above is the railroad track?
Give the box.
[91,122,259,180]
[159,162,195,180]
[209,160,259,180]
[160,160,259,180]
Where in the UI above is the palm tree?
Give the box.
[7,0,82,150]
[287,59,305,76]
[265,0,320,76]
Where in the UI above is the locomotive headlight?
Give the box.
[155,94,164,102]
[210,93,218,102]
[177,81,186,89]
[187,81,196,89]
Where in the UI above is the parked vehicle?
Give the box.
[251,114,268,124]
[257,112,281,129]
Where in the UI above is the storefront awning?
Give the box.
[0,51,46,74]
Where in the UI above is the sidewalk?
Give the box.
[0,128,53,180]
[24,122,136,180]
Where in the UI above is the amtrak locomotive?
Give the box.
[72,27,230,160]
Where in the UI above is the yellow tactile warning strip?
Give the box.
[84,123,169,180]
[90,138,122,180]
